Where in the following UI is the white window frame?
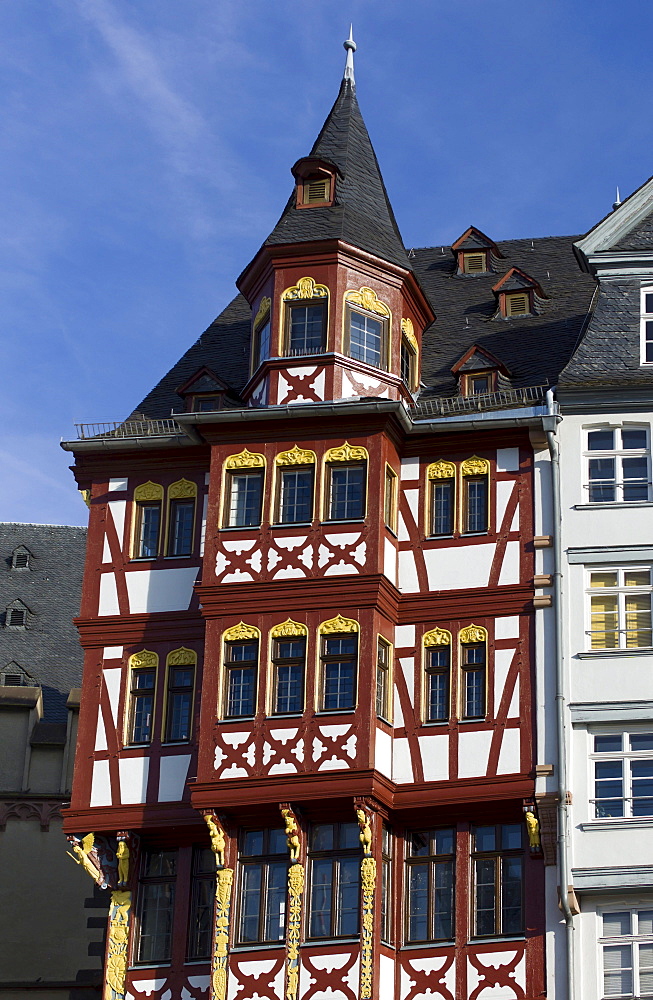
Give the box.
[640,286,653,366]
[586,566,653,651]
[590,729,653,820]
[583,424,651,504]
[598,904,653,998]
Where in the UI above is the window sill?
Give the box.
[576,649,653,659]
[575,502,653,511]
[161,740,192,746]
[129,963,171,970]
[122,743,152,750]
[467,935,525,945]
[580,818,653,831]
[130,557,157,563]
[217,716,256,724]
[219,525,262,532]
[164,554,192,560]
[231,942,285,952]
[302,937,360,948]
[316,709,356,716]
[270,522,313,529]
[270,712,304,720]
[400,941,454,951]
[322,519,366,526]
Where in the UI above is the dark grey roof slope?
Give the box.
[412,236,596,398]
[559,278,653,389]
[264,79,411,271]
[0,524,86,723]
[613,210,653,251]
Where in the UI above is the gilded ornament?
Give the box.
[428,460,456,480]
[282,277,329,301]
[356,808,372,856]
[459,624,488,645]
[223,621,260,642]
[116,840,129,886]
[224,448,265,470]
[461,456,489,477]
[104,889,131,1000]
[129,650,158,670]
[324,441,368,463]
[423,627,452,647]
[525,810,541,849]
[168,478,197,499]
[134,482,164,502]
[254,296,271,329]
[67,833,106,888]
[211,868,234,1000]
[359,856,376,1000]
[318,615,359,635]
[80,489,91,508]
[276,445,316,467]
[204,813,226,868]
[167,647,196,666]
[286,863,304,1000]
[401,317,419,353]
[271,619,308,639]
[345,286,390,317]
[281,808,301,861]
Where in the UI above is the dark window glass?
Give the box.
[309,823,361,939]
[225,641,258,717]
[471,376,490,395]
[376,639,390,719]
[167,499,194,556]
[588,457,616,502]
[129,669,155,744]
[596,735,624,753]
[463,477,488,533]
[348,309,386,369]
[647,321,653,363]
[237,829,287,944]
[622,429,648,450]
[462,643,486,719]
[588,429,615,451]
[623,456,649,501]
[272,638,305,714]
[253,316,271,368]
[136,849,177,963]
[227,472,263,527]
[381,825,393,944]
[137,503,161,558]
[321,635,357,711]
[195,395,221,411]
[401,340,414,386]
[278,467,314,523]
[430,479,454,536]
[646,294,653,314]
[187,847,215,960]
[328,464,366,520]
[164,663,194,742]
[472,824,523,938]
[426,645,450,722]
[287,303,326,355]
[406,828,455,943]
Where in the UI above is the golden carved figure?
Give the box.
[116,840,129,886]
[428,460,456,480]
[134,482,164,502]
[67,834,105,887]
[345,286,390,317]
[130,650,158,669]
[459,624,488,645]
[356,808,372,856]
[324,442,368,464]
[286,863,304,1000]
[281,809,301,861]
[104,889,131,1000]
[423,627,452,647]
[319,614,359,635]
[167,647,196,666]
[212,868,234,1000]
[224,448,265,470]
[223,621,259,642]
[525,810,541,849]
[204,814,226,867]
[282,276,328,301]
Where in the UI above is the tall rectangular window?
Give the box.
[401,338,415,387]
[253,314,271,369]
[320,634,357,711]
[167,500,194,556]
[381,825,393,944]
[462,642,486,719]
[277,467,314,523]
[463,476,488,533]
[586,427,650,503]
[376,638,390,720]
[430,477,455,536]
[641,288,653,365]
[128,668,156,744]
[225,641,258,717]
[405,828,455,943]
[272,637,305,714]
[286,302,326,355]
[601,909,653,998]
[187,847,215,960]
[384,466,397,531]
[472,824,523,937]
[164,663,194,742]
[226,471,264,527]
[136,849,177,963]
[136,503,161,558]
[588,569,653,650]
[426,645,450,722]
[592,732,653,819]
[237,829,287,944]
[308,823,361,939]
[347,308,387,369]
[327,464,366,520]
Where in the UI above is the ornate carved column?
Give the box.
[280,803,304,1000]
[354,804,376,1000]
[203,812,234,1000]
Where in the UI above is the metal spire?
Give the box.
[613,186,622,211]
[343,25,356,84]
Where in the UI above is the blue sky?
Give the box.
[2,0,652,526]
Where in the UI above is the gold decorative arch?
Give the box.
[134,482,163,502]
[319,615,359,635]
[168,478,197,499]
[282,277,329,302]
[324,442,368,463]
[129,650,158,669]
[224,449,265,470]
[270,619,308,639]
[428,460,456,480]
[167,647,197,666]
[223,622,260,642]
[423,627,452,647]
[459,624,488,644]
[461,456,490,477]
[344,286,390,318]
[401,317,419,353]
[254,296,271,329]
[276,446,316,467]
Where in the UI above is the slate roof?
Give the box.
[0,523,86,723]
[264,79,411,272]
[612,209,653,251]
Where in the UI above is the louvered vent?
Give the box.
[7,609,26,627]
[13,552,29,569]
[506,293,529,316]
[463,252,486,274]
[305,179,329,204]
[2,674,23,686]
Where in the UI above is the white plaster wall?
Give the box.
[125,567,199,613]
[423,543,495,590]
[158,754,191,802]
[119,756,149,804]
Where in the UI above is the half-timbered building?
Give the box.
[61,36,598,1000]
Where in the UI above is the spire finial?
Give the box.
[343,25,356,84]
[613,185,622,211]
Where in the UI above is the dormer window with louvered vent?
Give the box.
[5,600,29,629]
[493,268,543,319]
[452,228,502,276]
[11,546,31,570]
[505,293,530,317]
[463,252,487,274]
[292,156,338,210]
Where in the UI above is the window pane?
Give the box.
[138,882,175,962]
[631,760,653,815]
[475,858,496,936]
[228,473,263,527]
[603,945,633,996]
[431,480,454,536]
[475,827,496,852]
[623,457,649,501]
[311,825,334,851]
[588,430,615,451]
[144,850,177,878]
[289,304,325,353]
[339,823,360,849]
[433,861,454,939]
[264,863,287,941]
[639,944,653,996]
[169,500,194,556]
[434,829,454,855]
[428,668,449,722]
[188,876,215,959]
[625,592,651,648]
[596,735,623,752]
[589,458,616,502]
[243,830,264,856]
[239,865,262,942]
[279,468,313,523]
[323,661,355,710]
[622,429,647,450]
[329,466,365,520]
[131,691,154,744]
[336,858,360,936]
[501,824,522,850]
[464,478,488,532]
[407,864,428,941]
[604,912,631,936]
[646,294,653,314]
[630,734,653,751]
[639,911,653,935]
[139,505,160,558]
[309,859,333,937]
[166,689,192,741]
[228,666,256,716]
[501,856,523,934]
[275,663,304,714]
[349,310,384,368]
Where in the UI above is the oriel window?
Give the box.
[381,825,393,944]
[462,475,488,533]
[136,849,177,964]
[187,847,216,960]
[272,637,305,715]
[376,638,391,720]
[461,641,486,719]
[405,828,455,943]
[238,828,288,944]
[425,643,450,722]
[128,667,156,744]
[286,301,326,355]
[225,640,258,717]
[384,466,397,532]
[347,307,387,370]
[308,822,361,939]
[226,471,264,528]
[136,502,161,558]
[472,824,523,937]
[320,634,357,711]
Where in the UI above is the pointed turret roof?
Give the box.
[265,45,410,271]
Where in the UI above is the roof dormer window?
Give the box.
[451,345,509,397]
[463,251,488,274]
[640,287,653,365]
[505,292,530,317]
[5,601,29,629]
[452,227,502,276]
[492,268,542,319]
[292,157,339,210]
[11,546,30,570]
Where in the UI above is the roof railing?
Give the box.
[413,384,549,419]
[74,419,186,440]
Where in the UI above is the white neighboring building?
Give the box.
[554,180,653,1000]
